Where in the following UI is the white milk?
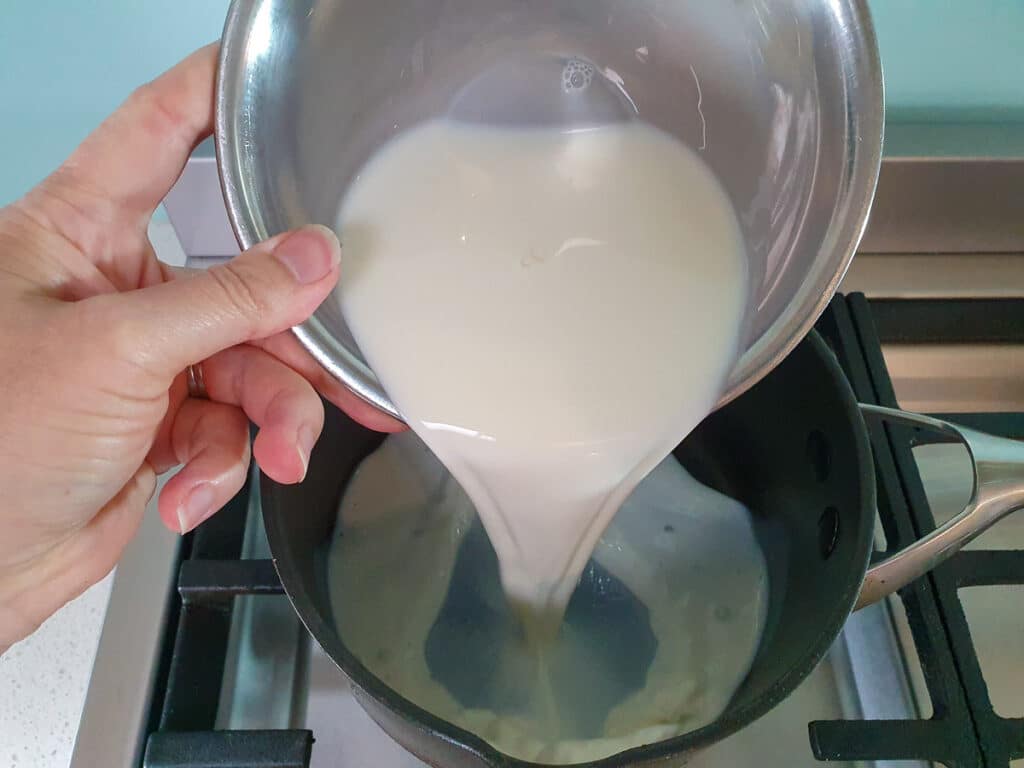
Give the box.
[335,119,749,633]
[327,433,768,763]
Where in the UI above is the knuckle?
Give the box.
[73,300,164,381]
[261,386,296,427]
[108,321,147,368]
[126,82,192,149]
[208,262,270,326]
[270,383,309,417]
[80,299,141,361]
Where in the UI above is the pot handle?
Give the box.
[855,404,1024,610]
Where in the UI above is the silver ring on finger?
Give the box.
[186,362,209,400]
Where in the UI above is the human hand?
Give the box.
[0,45,402,651]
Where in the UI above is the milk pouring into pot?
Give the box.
[330,117,767,759]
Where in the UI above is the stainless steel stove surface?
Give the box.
[70,138,1024,768]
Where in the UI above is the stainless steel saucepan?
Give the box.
[215,0,884,422]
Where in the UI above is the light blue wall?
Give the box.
[869,0,1024,122]
[1,2,1022,206]
[0,1,229,207]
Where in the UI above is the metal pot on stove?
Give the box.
[214,1,1024,765]
[260,330,1024,767]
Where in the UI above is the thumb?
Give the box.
[91,225,341,380]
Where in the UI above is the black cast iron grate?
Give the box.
[810,294,1024,768]
[139,293,1024,768]
[141,479,312,768]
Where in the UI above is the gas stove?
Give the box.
[68,138,1024,768]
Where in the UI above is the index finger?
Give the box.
[253,331,408,434]
[49,43,219,225]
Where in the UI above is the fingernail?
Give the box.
[178,484,216,534]
[274,225,341,285]
[297,424,318,481]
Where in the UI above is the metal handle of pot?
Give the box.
[855,404,1024,610]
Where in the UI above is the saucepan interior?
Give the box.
[261,332,876,766]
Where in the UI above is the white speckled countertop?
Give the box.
[0,578,114,767]
[0,222,187,768]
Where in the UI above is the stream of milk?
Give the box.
[330,118,764,760]
[327,433,769,762]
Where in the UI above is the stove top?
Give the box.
[78,294,1023,768]
[66,149,1024,768]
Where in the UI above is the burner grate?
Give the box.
[142,481,312,768]
[810,294,1024,768]
[144,731,312,768]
